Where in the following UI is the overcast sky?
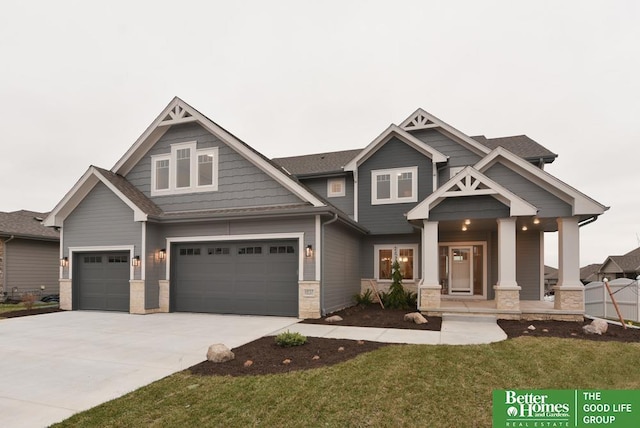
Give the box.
[1,1,638,267]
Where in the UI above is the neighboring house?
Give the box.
[44,97,607,320]
[543,265,558,293]
[0,210,60,299]
[580,263,601,284]
[598,247,640,281]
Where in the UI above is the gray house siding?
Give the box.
[3,239,59,295]
[161,216,317,281]
[63,182,142,279]
[483,163,573,218]
[516,230,542,300]
[408,129,483,185]
[430,196,510,222]
[358,138,434,234]
[322,221,361,314]
[302,175,354,217]
[360,233,421,279]
[144,222,163,309]
[126,123,303,212]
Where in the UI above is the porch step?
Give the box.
[442,313,498,323]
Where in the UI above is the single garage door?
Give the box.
[173,240,298,316]
[75,252,130,311]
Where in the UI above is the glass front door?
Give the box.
[449,246,473,295]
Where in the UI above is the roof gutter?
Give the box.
[579,215,599,228]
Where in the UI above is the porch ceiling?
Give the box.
[434,217,557,233]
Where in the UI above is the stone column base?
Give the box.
[159,280,170,313]
[59,279,72,310]
[494,285,521,311]
[299,281,320,319]
[419,284,442,310]
[553,286,584,311]
[129,280,146,314]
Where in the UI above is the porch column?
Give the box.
[494,217,521,310]
[554,217,584,311]
[419,220,441,310]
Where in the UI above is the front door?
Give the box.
[449,246,473,295]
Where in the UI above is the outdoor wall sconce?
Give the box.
[158,249,166,261]
[60,257,69,267]
[132,256,141,267]
[305,245,313,258]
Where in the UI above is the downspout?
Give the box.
[320,213,339,316]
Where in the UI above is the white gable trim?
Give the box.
[475,147,607,216]
[43,166,147,227]
[344,124,448,171]
[400,108,490,157]
[407,166,537,220]
[112,97,325,207]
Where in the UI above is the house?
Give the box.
[543,265,558,293]
[44,97,607,320]
[597,247,640,281]
[580,263,601,284]
[0,210,60,300]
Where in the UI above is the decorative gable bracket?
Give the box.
[160,105,197,126]
[401,111,438,131]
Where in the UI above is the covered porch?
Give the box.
[421,298,584,321]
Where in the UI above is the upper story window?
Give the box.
[371,166,418,205]
[327,177,346,197]
[151,141,218,196]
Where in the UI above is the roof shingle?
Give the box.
[0,210,60,240]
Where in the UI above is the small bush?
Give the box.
[22,293,37,310]
[275,331,308,347]
[354,289,374,306]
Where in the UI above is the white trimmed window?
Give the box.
[151,141,218,196]
[374,244,418,282]
[371,167,418,205]
[327,177,346,197]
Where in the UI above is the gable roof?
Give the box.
[580,263,601,283]
[472,135,557,163]
[0,210,59,240]
[273,149,362,177]
[112,97,325,207]
[599,247,640,274]
[407,166,537,220]
[344,124,448,171]
[475,147,608,217]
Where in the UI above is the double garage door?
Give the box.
[173,240,299,316]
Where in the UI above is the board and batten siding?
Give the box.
[483,163,572,218]
[322,221,361,314]
[126,123,303,212]
[161,216,318,281]
[516,230,542,300]
[302,175,354,218]
[144,222,163,309]
[4,239,59,294]
[358,138,434,234]
[430,195,510,222]
[63,182,142,277]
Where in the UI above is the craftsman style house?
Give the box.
[45,97,607,320]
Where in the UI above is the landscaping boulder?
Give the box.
[325,315,343,323]
[583,319,608,335]
[206,344,235,363]
[404,312,428,324]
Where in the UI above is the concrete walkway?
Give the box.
[273,314,507,345]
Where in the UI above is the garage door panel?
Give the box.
[174,241,298,316]
[76,252,130,312]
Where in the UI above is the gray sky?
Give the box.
[1,1,638,267]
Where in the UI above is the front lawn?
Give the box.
[55,337,640,427]
[0,301,57,314]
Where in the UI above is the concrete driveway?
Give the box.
[0,311,299,428]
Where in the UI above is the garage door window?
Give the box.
[270,245,295,254]
[208,247,230,255]
[84,256,102,263]
[108,255,128,263]
[179,248,201,256]
[238,246,262,255]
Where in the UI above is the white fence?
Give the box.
[585,278,640,322]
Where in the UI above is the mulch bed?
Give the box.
[0,307,62,318]
[191,306,640,377]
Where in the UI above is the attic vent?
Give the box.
[160,105,196,125]
[402,113,437,131]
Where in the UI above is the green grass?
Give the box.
[0,302,57,314]
[55,337,640,428]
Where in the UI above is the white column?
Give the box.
[419,220,441,310]
[557,217,582,288]
[496,218,518,287]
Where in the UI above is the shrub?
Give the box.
[354,289,374,306]
[22,293,37,310]
[383,259,409,309]
[275,331,308,347]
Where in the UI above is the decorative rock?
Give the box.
[244,360,253,367]
[325,315,343,323]
[337,346,345,352]
[404,312,428,324]
[282,358,292,365]
[583,319,608,335]
[527,325,536,331]
[206,344,235,363]
[542,329,549,333]
[312,355,320,360]
[357,340,365,345]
